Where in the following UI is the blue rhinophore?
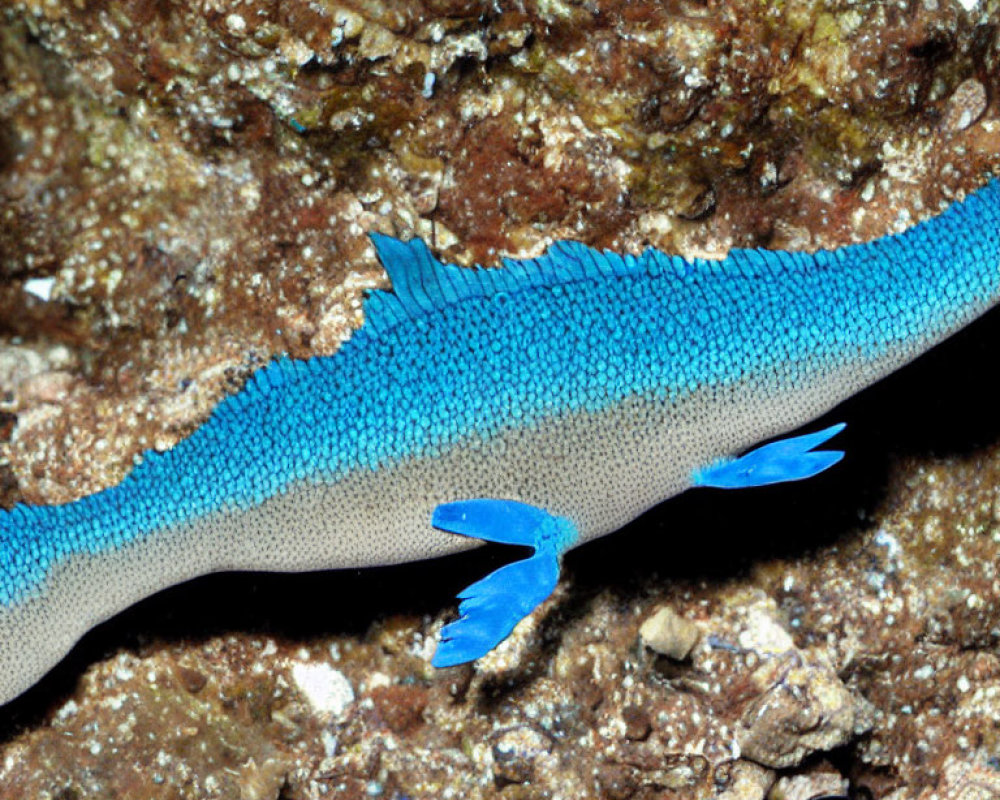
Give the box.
[692,423,847,489]
[3,180,1000,606]
[430,499,576,667]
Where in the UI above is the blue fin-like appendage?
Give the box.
[366,233,695,334]
[430,499,577,668]
[692,423,847,489]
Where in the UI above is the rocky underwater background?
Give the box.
[2,1,1000,798]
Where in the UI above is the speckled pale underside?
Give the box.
[2,179,1000,704]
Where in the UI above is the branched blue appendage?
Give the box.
[692,423,847,489]
[430,499,577,668]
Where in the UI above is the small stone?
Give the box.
[23,276,56,301]
[640,607,700,660]
[174,665,208,694]
[225,14,247,36]
[737,605,795,655]
[942,78,987,133]
[289,661,354,719]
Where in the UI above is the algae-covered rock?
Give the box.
[2,1,1000,797]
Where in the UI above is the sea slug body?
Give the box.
[2,178,1000,704]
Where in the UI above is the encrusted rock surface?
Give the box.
[3,1,1000,798]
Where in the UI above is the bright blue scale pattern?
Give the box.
[3,179,1000,604]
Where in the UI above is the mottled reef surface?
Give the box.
[2,1,1000,798]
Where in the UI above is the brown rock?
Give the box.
[365,685,429,734]
[737,652,871,769]
[173,665,209,694]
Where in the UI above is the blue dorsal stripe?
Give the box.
[371,231,803,332]
[365,233,690,331]
[367,179,995,334]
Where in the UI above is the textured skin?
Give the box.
[2,179,1000,704]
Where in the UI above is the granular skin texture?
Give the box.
[2,1,1000,798]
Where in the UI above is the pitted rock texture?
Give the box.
[2,1,1000,798]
